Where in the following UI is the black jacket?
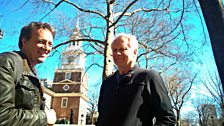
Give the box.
[0,51,47,126]
[97,65,176,126]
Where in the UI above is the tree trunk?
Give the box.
[198,0,224,92]
[176,109,180,126]
[103,31,114,80]
[102,2,115,80]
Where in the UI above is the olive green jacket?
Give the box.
[0,51,47,126]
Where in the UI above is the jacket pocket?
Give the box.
[121,79,146,98]
[15,77,35,110]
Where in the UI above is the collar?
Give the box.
[116,65,138,83]
[15,51,37,76]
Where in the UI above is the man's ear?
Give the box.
[21,38,28,46]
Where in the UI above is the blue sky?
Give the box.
[0,0,217,72]
[0,1,103,94]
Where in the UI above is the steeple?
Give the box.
[68,18,82,50]
[61,19,86,70]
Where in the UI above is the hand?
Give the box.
[45,109,57,125]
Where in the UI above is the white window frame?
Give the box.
[61,97,68,108]
[65,72,71,80]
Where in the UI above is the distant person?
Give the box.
[97,33,176,126]
[0,22,57,126]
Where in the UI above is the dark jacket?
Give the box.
[97,65,176,126]
[0,51,47,126]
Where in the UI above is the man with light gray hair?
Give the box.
[97,33,176,126]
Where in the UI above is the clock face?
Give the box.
[68,56,75,63]
[63,84,70,91]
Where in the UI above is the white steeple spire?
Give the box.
[76,17,79,29]
[68,19,82,50]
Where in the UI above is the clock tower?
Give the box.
[45,21,88,125]
[61,22,86,70]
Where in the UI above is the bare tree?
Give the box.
[182,111,199,126]
[192,94,217,126]
[201,68,224,122]
[7,0,197,81]
[165,68,197,126]
[86,90,98,125]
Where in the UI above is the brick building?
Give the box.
[43,22,89,125]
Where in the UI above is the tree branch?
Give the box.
[110,0,139,28]
[52,39,104,49]
[63,0,105,19]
